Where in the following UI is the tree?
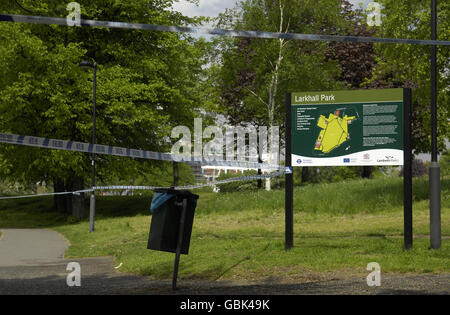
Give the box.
[217,0,349,126]
[363,0,450,155]
[0,0,207,216]
[214,0,352,187]
[325,3,379,178]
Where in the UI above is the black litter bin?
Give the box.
[147,188,199,255]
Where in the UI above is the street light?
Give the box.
[79,60,97,233]
[429,0,441,249]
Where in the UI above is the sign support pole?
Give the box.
[403,88,413,250]
[285,93,294,251]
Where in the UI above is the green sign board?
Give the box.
[291,89,404,166]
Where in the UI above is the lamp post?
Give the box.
[79,60,97,233]
[429,0,441,249]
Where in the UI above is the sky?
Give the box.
[171,0,373,19]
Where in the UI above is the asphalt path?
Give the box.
[0,229,69,267]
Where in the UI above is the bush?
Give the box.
[0,180,38,195]
[216,170,259,193]
[440,149,450,176]
[107,160,196,188]
[333,166,360,182]
[399,159,428,177]
[293,166,361,185]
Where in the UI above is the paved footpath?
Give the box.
[0,229,69,267]
[0,229,449,295]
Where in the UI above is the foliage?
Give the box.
[325,2,378,89]
[439,149,450,176]
[0,1,208,198]
[0,179,37,195]
[411,159,429,178]
[398,159,428,178]
[293,166,363,185]
[363,0,450,154]
[215,169,259,193]
[213,0,350,131]
[105,160,196,188]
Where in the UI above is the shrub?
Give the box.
[440,149,450,176]
[216,170,259,193]
[399,159,428,177]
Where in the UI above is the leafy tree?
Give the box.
[325,2,377,90]
[212,0,354,188]
[216,0,349,129]
[325,3,379,179]
[363,0,450,156]
[439,148,450,175]
[0,0,206,216]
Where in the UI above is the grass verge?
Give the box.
[0,176,449,282]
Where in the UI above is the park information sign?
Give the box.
[291,89,404,166]
[285,88,412,250]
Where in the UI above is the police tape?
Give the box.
[1,14,449,46]
[94,169,285,191]
[0,132,285,171]
[0,189,92,200]
[0,170,284,200]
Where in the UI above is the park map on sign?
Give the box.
[314,110,356,154]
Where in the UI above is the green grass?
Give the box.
[0,176,449,282]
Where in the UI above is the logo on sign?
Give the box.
[343,158,350,163]
[377,155,399,163]
[297,159,302,164]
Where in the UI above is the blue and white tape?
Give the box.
[94,169,285,191]
[0,170,284,200]
[0,189,92,200]
[0,132,286,171]
[1,14,449,46]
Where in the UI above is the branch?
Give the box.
[14,0,35,14]
[278,0,284,33]
[244,87,269,108]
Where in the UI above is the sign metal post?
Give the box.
[285,93,294,251]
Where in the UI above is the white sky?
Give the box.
[172,0,373,18]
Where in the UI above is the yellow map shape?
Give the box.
[314,112,355,153]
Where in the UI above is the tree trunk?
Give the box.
[53,176,85,218]
[65,178,73,215]
[361,166,374,179]
[257,157,262,188]
[301,167,311,183]
[173,162,179,187]
[71,176,85,219]
[53,178,68,214]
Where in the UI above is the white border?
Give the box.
[292,149,404,166]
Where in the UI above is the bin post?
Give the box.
[89,193,95,232]
[172,197,188,290]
